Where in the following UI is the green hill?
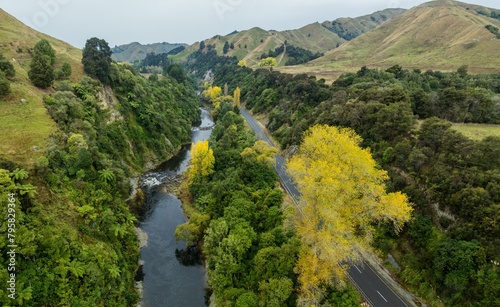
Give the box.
[111,41,187,62]
[0,9,84,165]
[0,8,201,306]
[171,9,405,68]
[322,8,406,40]
[285,0,500,80]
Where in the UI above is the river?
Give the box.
[138,108,214,307]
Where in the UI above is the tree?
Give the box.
[237,59,248,67]
[61,62,72,78]
[33,39,56,65]
[165,63,186,83]
[29,39,56,88]
[187,140,215,183]
[240,140,277,166]
[258,57,277,67]
[457,65,468,78]
[258,278,294,306]
[233,86,241,108]
[202,85,223,103]
[0,72,10,96]
[82,37,112,83]
[0,53,15,78]
[28,54,54,88]
[288,125,412,300]
[199,40,205,50]
[223,41,230,54]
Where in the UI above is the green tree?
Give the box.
[33,39,56,65]
[28,54,54,88]
[0,53,15,78]
[258,278,294,306]
[61,62,72,79]
[29,39,56,88]
[164,63,186,83]
[82,37,112,83]
[223,41,230,54]
[0,72,10,96]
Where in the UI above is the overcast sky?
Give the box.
[1,0,498,48]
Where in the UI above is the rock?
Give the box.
[134,227,148,248]
[20,98,27,103]
[32,146,39,151]
[387,253,401,271]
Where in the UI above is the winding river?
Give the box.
[138,108,214,307]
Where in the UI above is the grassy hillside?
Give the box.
[111,41,187,62]
[286,0,500,80]
[322,8,406,40]
[452,122,500,140]
[0,8,202,306]
[171,9,405,69]
[0,9,84,166]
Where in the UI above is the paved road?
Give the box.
[240,108,411,307]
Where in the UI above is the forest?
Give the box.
[176,91,363,306]
[259,44,324,66]
[211,63,500,306]
[0,38,200,305]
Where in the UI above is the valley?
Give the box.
[1,0,500,306]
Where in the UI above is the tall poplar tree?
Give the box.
[288,125,412,301]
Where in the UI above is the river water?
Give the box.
[138,108,214,307]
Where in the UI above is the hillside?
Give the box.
[285,0,500,80]
[171,8,405,68]
[322,8,407,40]
[0,8,201,306]
[111,41,187,62]
[0,8,84,165]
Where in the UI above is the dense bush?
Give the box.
[0,59,201,305]
[212,63,500,305]
[28,39,56,88]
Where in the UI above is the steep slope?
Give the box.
[171,9,406,68]
[0,9,84,165]
[322,8,406,40]
[111,41,187,62]
[0,9,201,307]
[295,0,500,78]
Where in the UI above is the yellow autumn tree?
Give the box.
[288,125,412,301]
[233,87,241,108]
[237,59,248,67]
[258,57,277,67]
[187,140,215,184]
[202,85,222,102]
[240,140,278,166]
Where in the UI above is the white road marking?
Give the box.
[353,264,362,274]
[377,291,388,302]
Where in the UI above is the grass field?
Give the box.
[0,9,84,166]
[452,123,500,141]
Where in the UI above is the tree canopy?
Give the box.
[289,125,412,299]
[82,37,112,83]
[28,39,56,88]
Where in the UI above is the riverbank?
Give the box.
[135,108,214,306]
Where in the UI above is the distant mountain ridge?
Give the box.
[280,0,500,80]
[111,41,187,62]
[321,8,407,40]
[168,8,405,67]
